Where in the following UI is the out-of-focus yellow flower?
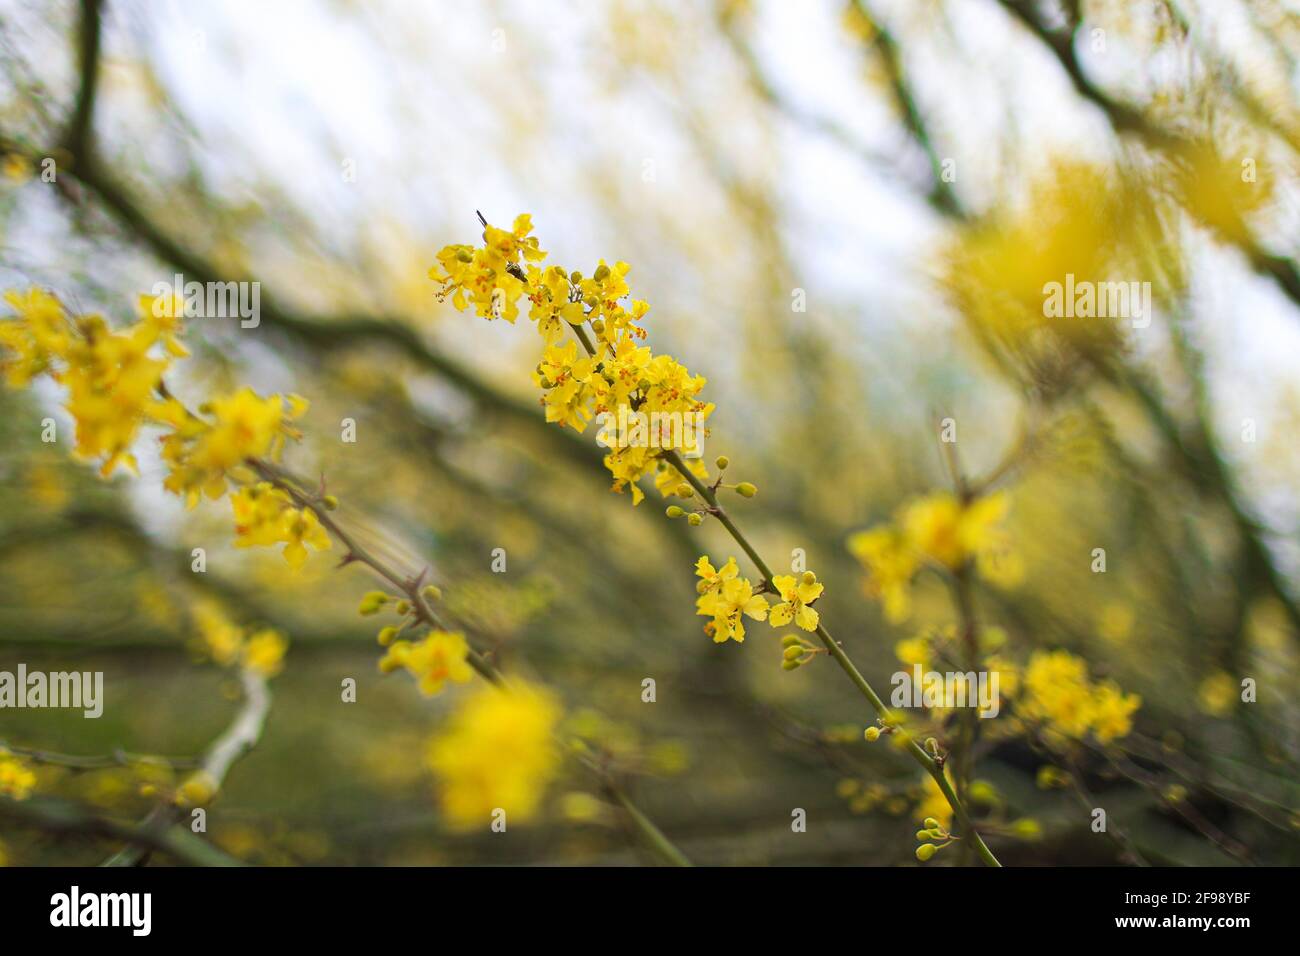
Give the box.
[194,600,246,666]
[559,791,606,823]
[162,388,306,506]
[426,681,563,830]
[1098,603,1135,644]
[230,482,331,569]
[914,772,955,829]
[242,628,289,678]
[379,630,474,696]
[942,159,1176,391]
[174,770,218,807]
[1197,670,1237,717]
[0,749,36,800]
[848,526,918,622]
[1175,141,1273,244]
[1019,650,1140,745]
[850,491,1018,620]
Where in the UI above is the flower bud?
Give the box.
[864,727,881,742]
[394,600,411,615]
[358,591,390,615]
[687,513,703,526]
[676,483,693,498]
[780,659,800,671]
[736,482,757,498]
[923,817,940,830]
[377,626,398,646]
[802,571,816,586]
[321,494,339,510]
[422,584,442,602]
[715,455,729,470]
[666,506,685,519]
[915,843,938,862]
[780,634,801,648]
[593,263,610,282]
[782,645,802,661]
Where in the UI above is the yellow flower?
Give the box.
[379,630,474,696]
[174,770,218,807]
[847,526,918,622]
[533,341,595,431]
[230,482,330,568]
[768,571,823,632]
[0,288,72,387]
[431,215,713,506]
[1197,670,1237,717]
[695,555,768,642]
[193,600,246,667]
[162,389,306,505]
[242,629,288,678]
[1019,650,1140,745]
[426,680,562,830]
[0,749,36,800]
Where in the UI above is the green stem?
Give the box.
[661,448,1001,866]
[606,781,693,867]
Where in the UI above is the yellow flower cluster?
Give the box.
[0,748,36,800]
[430,214,714,504]
[379,629,474,696]
[0,289,318,571]
[0,290,186,476]
[231,482,331,569]
[160,387,308,507]
[695,556,769,643]
[193,599,289,677]
[694,556,825,643]
[848,491,1020,622]
[425,680,562,830]
[1018,650,1141,745]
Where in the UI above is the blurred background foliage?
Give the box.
[0,0,1298,865]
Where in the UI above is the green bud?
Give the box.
[782,645,802,661]
[421,584,442,602]
[915,843,938,862]
[715,455,729,470]
[864,727,881,742]
[358,591,390,615]
[780,634,801,648]
[666,506,685,519]
[687,513,703,527]
[801,571,816,586]
[593,263,610,282]
[915,830,933,841]
[923,817,940,830]
[781,659,800,671]
[676,483,694,498]
[591,319,605,335]
[394,600,411,615]
[321,494,339,510]
[377,626,398,647]
[569,271,583,284]
[736,482,757,498]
